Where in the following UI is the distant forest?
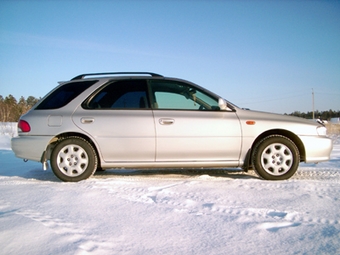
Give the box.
[286,110,340,120]
[0,95,40,122]
[0,94,339,122]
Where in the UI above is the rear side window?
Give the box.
[85,80,149,109]
[36,81,97,110]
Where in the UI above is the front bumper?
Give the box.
[300,135,333,163]
[11,135,54,162]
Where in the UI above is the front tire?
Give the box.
[252,135,300,180]
[50,137,98,182]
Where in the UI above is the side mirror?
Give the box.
[218,98,227,110]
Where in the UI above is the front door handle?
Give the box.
[81,118,94,124]
[159,118,175,125]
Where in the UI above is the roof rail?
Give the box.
[71,72,163,80]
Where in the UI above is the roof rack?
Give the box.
[71,72,163,80]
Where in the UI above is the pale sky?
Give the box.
[1,0,339,114]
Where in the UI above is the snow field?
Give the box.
[0,124,339,254]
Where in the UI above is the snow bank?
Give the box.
[0,122,17,136]
[0,122,17,150]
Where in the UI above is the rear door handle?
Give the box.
[81,118,94,124]
[159,118,175,125]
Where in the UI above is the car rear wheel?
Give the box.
[50,136,98,182]
[252,135,300,180]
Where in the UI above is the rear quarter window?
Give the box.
[36,80,97,110]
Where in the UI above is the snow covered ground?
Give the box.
[0,123,339,255]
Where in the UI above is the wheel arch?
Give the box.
[247,129,306,169]
[44,132,101,166]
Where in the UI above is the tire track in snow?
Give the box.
[294,168,340,181]
[88,178,340,233]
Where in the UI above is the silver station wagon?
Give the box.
[11,72,333,182]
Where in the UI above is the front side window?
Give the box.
[149,80,219,110]
[86,80,149,109]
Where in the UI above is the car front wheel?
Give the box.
[50,136,98,182]
[252,135,300,180]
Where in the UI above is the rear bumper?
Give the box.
[11,135,54,162]
[300,135,333,163]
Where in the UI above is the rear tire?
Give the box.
[252,135,299,180]
[50,136,98,182]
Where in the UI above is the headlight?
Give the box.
[316,126,327,136]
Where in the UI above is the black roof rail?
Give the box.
[71,72,163,80]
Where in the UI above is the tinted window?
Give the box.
[36,81,96,110]
[86,80,149,109]
[149,80,219,110]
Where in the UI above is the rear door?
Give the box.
[73,79,156,162]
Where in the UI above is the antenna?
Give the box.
[312,88,315,119]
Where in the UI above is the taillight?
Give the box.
[18,120,31,132]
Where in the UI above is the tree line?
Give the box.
[0,95,40,122]
[286,110,340,121]
[0,94,339,122]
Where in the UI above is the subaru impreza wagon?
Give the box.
[11,72,333,182]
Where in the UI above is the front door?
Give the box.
[149,80,241,162]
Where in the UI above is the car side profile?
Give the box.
[11,72,333,182]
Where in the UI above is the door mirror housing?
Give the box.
[218,98,234,111]
[218,98,227,110]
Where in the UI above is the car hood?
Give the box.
[237,108,317,125]
[234,108,323,136]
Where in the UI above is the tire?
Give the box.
[50,136,98,182]
[252,135,300,180]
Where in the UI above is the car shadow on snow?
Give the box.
[3,166,61,182]
[1,150,260,181]
[93,168,260,180]
[4,168,259,182]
